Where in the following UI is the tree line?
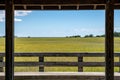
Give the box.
[66,32,120,38]
[0,32,120,38]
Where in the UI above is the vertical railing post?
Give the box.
[105,0,114,80]
[0,57,3,72]
[39,56,44,72]
[78,56,83,72]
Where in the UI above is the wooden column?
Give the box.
[105,0,114,80]
[5,0,14,80]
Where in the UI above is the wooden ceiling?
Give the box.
[0,0,120,10]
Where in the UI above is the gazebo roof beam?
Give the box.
[0,0,120,5]
[0,0,120,10]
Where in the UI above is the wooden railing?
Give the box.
[0,52,120,72]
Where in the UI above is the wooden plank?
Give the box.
[0,62,106,67]
[13,62,120,67]
[105,0,114,80]
[0,53,120,57]
[0,72,120,80]
[5,0,14,80]
[0,61,120,67]
[13,53,105,57]
[0,72,106,76]
[0,52,120,57]
[13,53,120,57]
[0,52,106,57]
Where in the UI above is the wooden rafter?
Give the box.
[0,0,120,10]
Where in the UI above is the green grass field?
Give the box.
[0,37,120,72]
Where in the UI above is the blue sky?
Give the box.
[0,10,120,37]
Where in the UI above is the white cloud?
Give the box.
[0,10,32,22]
[115,27,120,31]
[15,11,32,16]
[14,18,22,22]
[0,11,5,22]
[0,18,4,22]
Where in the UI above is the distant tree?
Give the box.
[28,36,31,38]
[101,35,105,37]
[89,34,93,37]
[66,35,81,38]
[66,36,69,38]
[67,32,120,38]
[84,35,89,38]
[96,35,101,37]
[74,35,81,38]
[2,36,5,38]
[84,34,94,38]
[114,32,120,37]
[95,34,105,37]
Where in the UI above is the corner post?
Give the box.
[5,0,14,80]
[105,0,114,80]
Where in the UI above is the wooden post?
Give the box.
[39,56,44,72]
[78,56,83,72]
[5,0,14,80]
[0,57,3,72]
[105,0,114,80]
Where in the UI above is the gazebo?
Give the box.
[0,0,120,80]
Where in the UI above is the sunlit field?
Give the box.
[0,37,120,72]
[14,37,105,52]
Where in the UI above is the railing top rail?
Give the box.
[0,52,120,67]
[0,52,120,57]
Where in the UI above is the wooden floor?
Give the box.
[0,72,120,80]
[0,72,120,76]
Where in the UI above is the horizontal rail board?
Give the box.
[0,53,120,57]
[0,62,120,67]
